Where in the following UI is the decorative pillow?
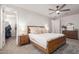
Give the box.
[41,28,48,33]
[29,27,37,34]
[29,27,42,34]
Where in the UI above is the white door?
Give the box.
[52,19,61,33]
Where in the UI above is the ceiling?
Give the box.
[12,4,79,19]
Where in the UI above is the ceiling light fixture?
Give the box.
[56,10,60,14]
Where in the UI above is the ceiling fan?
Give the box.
[49,4,70,14]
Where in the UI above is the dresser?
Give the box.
[19,35,30,45]
[62,30,78,40]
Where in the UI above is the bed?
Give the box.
[27,26,66,54]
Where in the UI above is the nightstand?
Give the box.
[19,35,30,45]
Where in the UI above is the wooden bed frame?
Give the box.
[27,26,66,54]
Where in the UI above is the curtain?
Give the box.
[52,19,61,33]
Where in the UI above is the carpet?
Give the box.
[0,37,79,54]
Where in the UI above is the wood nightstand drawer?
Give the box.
[19,35,30,45]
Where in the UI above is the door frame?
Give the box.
[0,5,19,49]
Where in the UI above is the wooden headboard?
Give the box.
[27,26,45,34]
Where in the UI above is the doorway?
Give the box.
[1,6,18,48]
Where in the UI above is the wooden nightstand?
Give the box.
[19,35,30,45]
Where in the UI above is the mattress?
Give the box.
[29,33,64,49]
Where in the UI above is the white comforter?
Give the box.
[29,33,64,49]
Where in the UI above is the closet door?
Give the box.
[52,19,61,33]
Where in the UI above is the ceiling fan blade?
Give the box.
[49,12,55,14]
[49,8,55,11]
[61,9,70,11]
[59,4,66,10]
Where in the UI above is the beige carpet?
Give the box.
[0,37,79,54]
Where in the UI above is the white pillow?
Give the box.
[29,27,36,34]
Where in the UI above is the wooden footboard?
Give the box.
[47,36,66,53]
[31,36,66,54]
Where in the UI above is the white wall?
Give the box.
[61,14,79,39]
[17,7,49,35]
